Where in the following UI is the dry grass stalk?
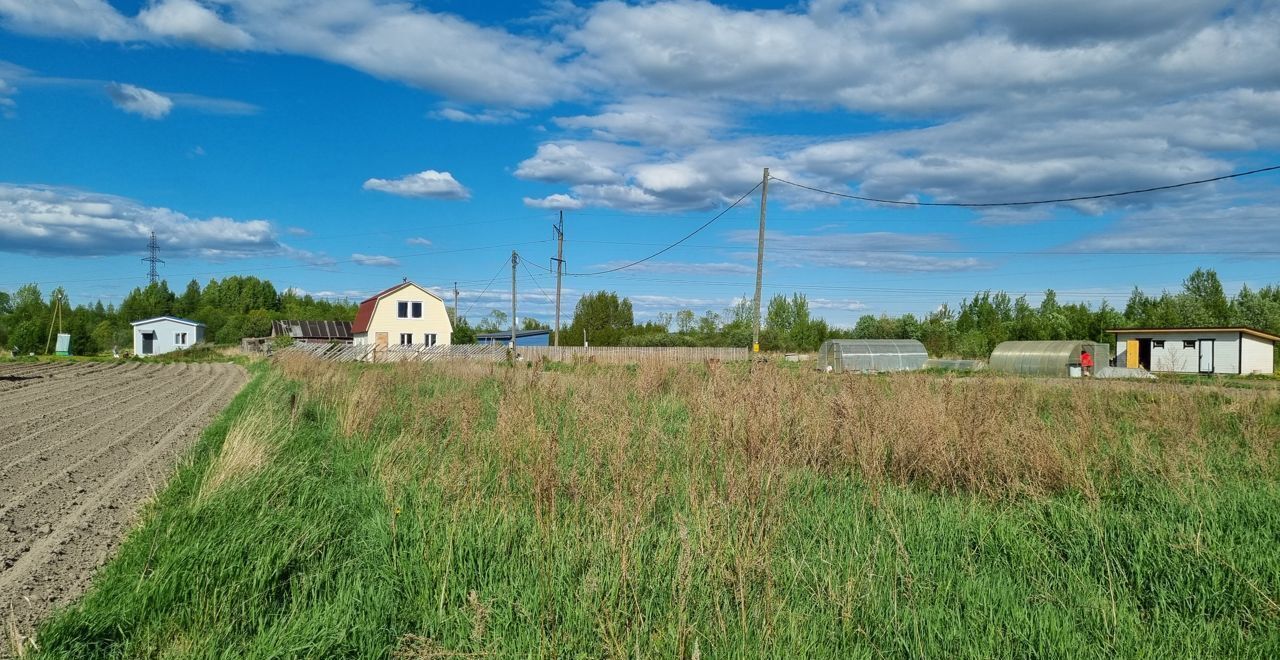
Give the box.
[198,402,282,503]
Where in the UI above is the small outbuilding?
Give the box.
[817,339,929,373]
[989,340,1110,378]
[1110,327,1277,375]
[475,329,551,347]
[131,316,205,357]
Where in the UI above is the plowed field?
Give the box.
[0,361,247,637]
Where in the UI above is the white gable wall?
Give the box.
[353,284,452,346]
[132,318,204,356]
[1241,334,1276,375]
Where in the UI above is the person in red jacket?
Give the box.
[1080,348,1094,377]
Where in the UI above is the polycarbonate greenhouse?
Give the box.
[817,339,929,373]
[988,340,1111,378]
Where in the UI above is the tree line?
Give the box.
[3,268,1277,360]
[555,268,1280,359]
[0,277,357,355]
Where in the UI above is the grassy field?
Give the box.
[27,358,1280,658]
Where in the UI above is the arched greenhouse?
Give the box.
[816,339,929,373]
[988,340,1111,378]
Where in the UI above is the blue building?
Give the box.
[475,329,552,347]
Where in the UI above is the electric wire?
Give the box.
[768,164,1280,207]
[564,181,762,276]
[519,260,558,307]
[458,258,510,320]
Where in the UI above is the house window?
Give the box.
[411,302,423,318]
[182,332,187,344]
[1153,340,1165,348]
[399,333,413,345]
[397,301,409,318]
[1183,340,1196,349]
[424,333,437,347]
[175,333,181,344]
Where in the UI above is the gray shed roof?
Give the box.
[130,316,205,327]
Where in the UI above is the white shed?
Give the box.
[132,316,206,357]
[1109,327,1277,376]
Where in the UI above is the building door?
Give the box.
[142,332,154,355]
[1198,339,1215,373]
[1138,339,1151,370]
[1126,339,1139,368]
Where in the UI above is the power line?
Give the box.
[0,239,554,288]
[565,181,762,276]
[459,258,510,320]
[769,164,1280,208]
[563,238,1280,257]
[519,260,557,307]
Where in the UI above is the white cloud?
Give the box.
[285,226,311,236]
[515,143,630,185]
[553,97,728,147]
[0,0,135,40]
[0,182,282,258]
[406,237,432,247]
[429,107,527,124]
[1064,193,1280,256]
[138,0,251,49]
[105,82,173,119]
[362,170,471,200]
[351,253,401,268]
[522,194,584,210]
[726,230,989,273]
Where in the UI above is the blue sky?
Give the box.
[2,0,1279,326]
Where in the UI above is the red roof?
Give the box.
[352,282,414,334]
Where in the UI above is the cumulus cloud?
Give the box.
[138,0,251,49]
[523,194,584,210]
[105,82,173,119]
[362,170,470,200]
[0,182,282,258]
[351,253,400,267]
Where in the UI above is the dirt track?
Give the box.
[0,360,247,641]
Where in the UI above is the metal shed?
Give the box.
[817,339,929,373]
[989,340,1110,378]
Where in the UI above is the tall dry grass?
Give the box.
[276,355,1279,503]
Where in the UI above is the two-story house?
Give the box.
[351,281,453,350]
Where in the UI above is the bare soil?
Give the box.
[0,360,247,644]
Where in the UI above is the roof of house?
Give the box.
[351,281,446,334]
[130,315,205,327]
[475,329,551,340]
[1108,327,1280,343]
[271,320,353,340]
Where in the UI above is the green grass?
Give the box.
[29,362,1280,658]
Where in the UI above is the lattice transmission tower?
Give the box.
[142,231,165,284]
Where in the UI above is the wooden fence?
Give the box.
[271,342,747,364]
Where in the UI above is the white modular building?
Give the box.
[1109,327,1277,376]
[132,316,206,357]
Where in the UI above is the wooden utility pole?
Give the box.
[752,167,770,353]
[452,281,459,323]
[510,251,518,349]
[553,210,565,347]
